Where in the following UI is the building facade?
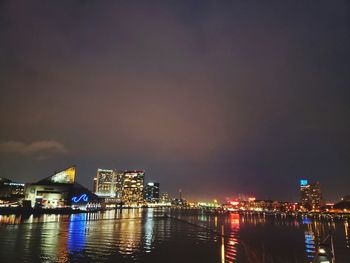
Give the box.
[94,169,114,197]
[93,169,124,199]
[144,182,160,202]
[122,170,145,204]
[300,179,322,211]
[0,178,25,203]
[25,166,99,210]
[160,192,170,203]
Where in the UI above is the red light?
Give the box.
[229,201,239,206]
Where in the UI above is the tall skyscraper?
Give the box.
[144,182,160,202]
[94,169,114,197]
[113,170,124,200]
[94,169,124,199]
[122,170,145,204]
[300,179,322,211]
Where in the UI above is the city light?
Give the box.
[229,201,239,206]
[318,248,326,254]
[1,2,349,262]
[300,179,308,186]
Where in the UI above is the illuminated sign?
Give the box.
[300,179,308,186]
[71,194,88,203]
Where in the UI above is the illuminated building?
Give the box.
[160,192,170,203]
[144,182,160,202]
[93,169,146,205]
[93,169,123,198]
[93,169,124,203]
[113,171,124,200]
[300,179,322,211]
[24,166,99,209]
[171,198,188,207]
[94,169,113,196]
[0,178,25,203]
[122,170,145,204]
[198,202,221,208]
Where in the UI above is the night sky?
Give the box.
[1,1,349,202]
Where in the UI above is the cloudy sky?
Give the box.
[0,1,349,202]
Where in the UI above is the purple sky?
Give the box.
[0,1,350,202]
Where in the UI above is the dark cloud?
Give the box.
[0,140,68,155]
[0,0,349,201]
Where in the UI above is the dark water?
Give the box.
[0,209,349,263]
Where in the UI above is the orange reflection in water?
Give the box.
[114,209,143,255]
[345,220,349,249]
[221,213,240,263]
[0,214,22,224]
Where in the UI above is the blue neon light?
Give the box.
[71,194,88,203]
[300,179,308,186]
[303,218,312,225]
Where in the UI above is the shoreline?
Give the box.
[1,206,350,220]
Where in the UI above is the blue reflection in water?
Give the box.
[67,214,87,253]
[303,218,312,225]
[303,217,316,260]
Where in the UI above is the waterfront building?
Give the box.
[93,169,124,200]
[122,170,145,204]
[94,169,113,196]
[24,166,99,209]
[160,192,170,203]
[114,171,124,200]
[299,179,322,211]
[144,182,160,202]
[198,201,220,208]
[333,195,350,212]
[171,198,188,207]
[0,178,25,203]
[95,169,112,196]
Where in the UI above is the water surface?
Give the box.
[0,209,349,262]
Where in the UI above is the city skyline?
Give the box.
[0,164,339,204]
[1,1,350,202]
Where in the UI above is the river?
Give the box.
[0,209,349,262]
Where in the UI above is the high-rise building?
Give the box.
[300,179,322,211]
[94,169,114,197]
[93,169,124,199]
[122,170,145,204]
[144,182,160,202]
[113,170,124,200]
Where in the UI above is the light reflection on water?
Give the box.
[345,220,349,249]
[67,214,87,254]
[0,210,349,262]
[222,213,240,263]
